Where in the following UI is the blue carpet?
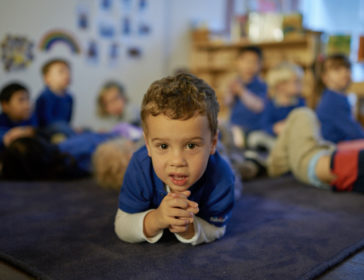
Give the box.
[0,176,364,280]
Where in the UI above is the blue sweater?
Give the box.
[316,89,364,143]
[229,76,267,132]
[0,112,38,149]
[261,97,306,136]
[35,87,73,127]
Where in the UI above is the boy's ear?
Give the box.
[210,132,218,155]
[1,102,9,114]
[143,132,152,157]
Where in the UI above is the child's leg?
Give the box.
[330,148,364,193]
[267,108,336,185]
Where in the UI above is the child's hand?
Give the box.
[3,127,34,147]
[143,190,199,238]
[230,80,245,97]
[167,191,199,234]
[273,120,286,135]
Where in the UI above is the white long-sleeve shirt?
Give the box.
[114,208,225,246]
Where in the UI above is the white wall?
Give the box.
[0,0,169,129]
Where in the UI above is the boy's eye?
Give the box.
[186,143,196,149]
[159,144,168,150]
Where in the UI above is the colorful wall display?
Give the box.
[1,34,34,72]
[38,29,82,54]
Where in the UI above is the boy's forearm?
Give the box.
[115,209,163,243]
[143,209,164,238]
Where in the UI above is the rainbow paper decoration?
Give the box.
[39,29,81,54]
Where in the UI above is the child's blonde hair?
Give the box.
[92,138,135,190]
[141,73,219,137]
[266,62,303,96]
[96,81,127,117]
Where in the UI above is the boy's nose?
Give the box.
[170,149,187,167]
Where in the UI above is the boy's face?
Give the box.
[322,66,351,92]
[44,62,71,92]
[1,90,31,121]
[144,113,217,193]
[276,75,302,98]
[102,87,125,116]
[236,52,261,83]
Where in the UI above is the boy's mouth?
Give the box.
[169,174,188,186]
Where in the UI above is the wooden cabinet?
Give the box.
[190,31,323,120]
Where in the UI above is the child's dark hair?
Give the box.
[141,73,219,137]
[0,136,83,180]
[237,46,263,60]
[41,58,70,76]
[0,82,28,103]
[321,53,351,73]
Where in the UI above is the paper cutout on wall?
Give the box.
[39,29,81,54]
[86,40,99,65]
[1,34,34,72]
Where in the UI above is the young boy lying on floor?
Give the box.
[268,107,364,193]
[115,73,235,246]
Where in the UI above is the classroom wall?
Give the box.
[0,0,226,130]
[0,0,168,129]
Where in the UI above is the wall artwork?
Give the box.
[1,34,34,72]
[38,29,82,54]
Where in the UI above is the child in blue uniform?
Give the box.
[115,73,235,246]
[316,54,364,143]
[225,46,267,148]
[1,123,142,183]
[256,62,306,150]
[0,82,37,150]
[268,107,364,193]
[35,58,74,137]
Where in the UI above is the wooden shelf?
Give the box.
[190,31,323,112]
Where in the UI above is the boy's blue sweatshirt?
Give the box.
[229,76,267,132]
[316,89,364,143]
[35,87,73,127]
[261,97,306,136]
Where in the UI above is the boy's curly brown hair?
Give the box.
[141,73,219,137]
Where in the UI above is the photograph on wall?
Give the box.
[99,0,113,11]
[108,42,120,67]
[127,46,142,58]
[77,3,90,30]
[98,16,116,39]
[86,39,100,65]
[1,34,34,72]
[121,17,132,35]
[138,21,151,36]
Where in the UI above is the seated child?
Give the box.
[316,54,364,143]
[0,82,37,150]
[254,62,306,150]
[1,123,141,181]
[115,73,235,246]
[225,46,267,148]
[267,107,364,193]
[97,81,140,126]
[35,58,74,137]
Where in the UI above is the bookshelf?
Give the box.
[190,31,323,119]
